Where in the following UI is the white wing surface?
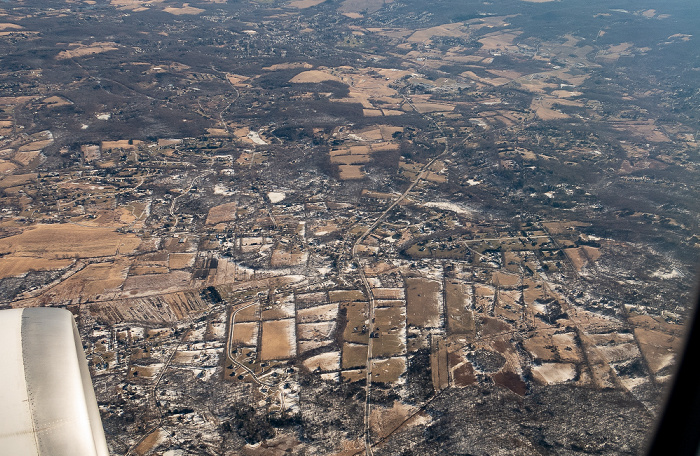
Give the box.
[0,308,110,456]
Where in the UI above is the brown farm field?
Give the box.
[330,154,370,165]
[329,289,366,302]
[405,278,441,327]
[0,224,140,259]
[373,305,406,357]
[88,291,209,324]
[232,321,258,346]
[122,271,191,296]
[290,70,341,83]
[338,164,364,180]
[32,260,130,303]
[14,150,41,166]
[342,342,367,369]
[375,305,404,327]
[523,333,557,361]
[295,291,327,306]
[261,298,296,321]
[341,369,366,382]
[129,265,169,275]
[270,249,307,267]
[634,327,682,374]
[373,332,405,358]
[494,290,522,323]
[370,401,417,439]
[169,253,196,269]
[0,256,72,279]
[163,4,204,14]
[206,202,237,225]
[299,340,334,353]
[452,361,477,387]
[531,362,577,385]
[297,321,336,340]
[552,332,583,363]
[407,22,467,43]
[372,288,404,300]
[342,301,370,344]
[260,319,296,360]
[0,161,18,175]
[478,31,522,51]
[297,303,338,323]
[234,303,260,322]
[303,352,340,372]
[372,357,405,383]
[56,42,119,60]
[133,429,164,456]
[492,271,520,288]
[445,280,475,336]
[102,140,142,151]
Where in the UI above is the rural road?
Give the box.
[352,91,452,456]
[226,301,276,388]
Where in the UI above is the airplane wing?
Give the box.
[0,307,110,456]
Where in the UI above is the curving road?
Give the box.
[226,301,276,388]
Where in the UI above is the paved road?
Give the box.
[226,301,276,388]
[353,91,452,456]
